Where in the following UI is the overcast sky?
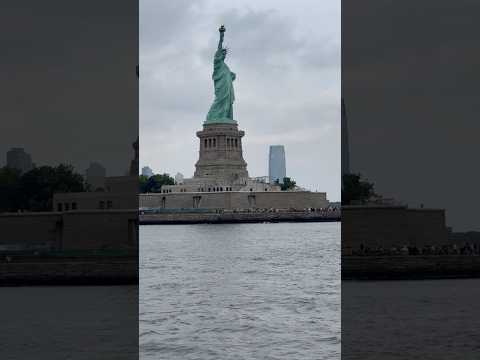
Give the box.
[344,0,480,231]
[140,0,340,201]
[0,1,137,177]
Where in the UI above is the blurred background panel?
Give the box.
[343,0,480,359]
[0,1,138,359]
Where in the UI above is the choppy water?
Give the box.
[140,222,341,360]
[0,285,138,360]
[342,278,480,360]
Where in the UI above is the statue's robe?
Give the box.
[206,48,236,123]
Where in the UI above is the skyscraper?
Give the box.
[141,166,154,177]
[269,145,286,184]
[6,147,33,174]
[86,162,106,191]
[174,172,184,185]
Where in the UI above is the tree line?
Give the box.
[0,164,85,212]
[139,174,175,193]
[342,173,376,205]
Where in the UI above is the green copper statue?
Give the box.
[205,25,237,124]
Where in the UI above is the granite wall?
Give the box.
[0,213,61,251]
[0,256,137,285]
[342,205,448,251]
[140,209,340,224]
[0,210,138,252]
[139,191,328,210]
[342,255,480,280]
[53,192,138,212]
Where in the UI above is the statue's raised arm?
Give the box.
[205,25,236,124]
[218,25,225,50]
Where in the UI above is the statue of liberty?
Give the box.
[205,25,236,124]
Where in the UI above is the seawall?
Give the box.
[140,191,329,210]
[342,255,480,280]
[0,256,138,286]
[139,210,340,225]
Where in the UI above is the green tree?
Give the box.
[139,175,149,193]
[280,177,296,191]
[139,173,174,193]
[342,173,375,205]
[51,164,85,193]
[19,164,84,211]
[0,167,22,211]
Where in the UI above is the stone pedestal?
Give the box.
[194,123,248,183]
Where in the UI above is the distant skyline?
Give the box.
[1,148,127,178]
[140,0,341,200]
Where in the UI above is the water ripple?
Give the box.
[140,222,340,360]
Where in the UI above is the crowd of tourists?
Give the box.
[347,242,480,256]
[217,207,340,214]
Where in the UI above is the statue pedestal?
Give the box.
[194,123,248,182]
[204,117,237,125]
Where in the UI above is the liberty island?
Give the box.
[139,26,333,218]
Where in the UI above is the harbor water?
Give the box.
[140,222,341,360]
